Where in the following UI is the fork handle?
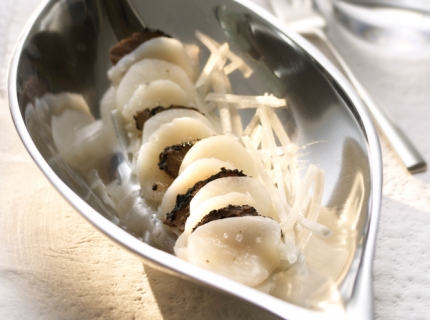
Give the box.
[314,30,427,173]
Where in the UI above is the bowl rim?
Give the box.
[7,0,382,318]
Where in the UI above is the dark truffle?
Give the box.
[192,205,259,232]
[109,29,171,65]
[133,105,201,130]
[158,140,198,179]
[163,168,247,232]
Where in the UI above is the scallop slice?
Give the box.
[174,232,189,261]
[186,216,282,287]
[185,192,257,235]
[42,92,92,117]
[137,118,216,202]
[122,80,193,126]
[179,135,256,176]
[190,176,273,220]
[116,59,196,113]
[49,93,96,168]
[159,158,235,217]
[143,108,212,143]
[108,37,195,85]
[55,120,117,169]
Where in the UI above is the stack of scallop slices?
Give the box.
[107,29,287,287]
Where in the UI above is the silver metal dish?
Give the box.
[8,0,382,318]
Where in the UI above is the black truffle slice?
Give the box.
[109,29,171,65]
[133,105,201,130]
[192,205,259,232]
[163,168,247,232]
[158,140,198,179]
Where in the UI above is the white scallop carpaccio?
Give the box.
[108,37,195,85]
[158,158,235,218]
[142,108,212,143]
[186,216,283,287]
[136,117,216,202]
[179,135,256,177]
[189,176,273,219]
[184,192,258,234]
[116,59,196,113]
[122,80,193,126]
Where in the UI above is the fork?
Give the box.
[269,0,427,174]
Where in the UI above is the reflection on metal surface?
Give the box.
[8,0,382,319]
[334,1,430,50]
[104,0,147,40]
[17,0,101,113]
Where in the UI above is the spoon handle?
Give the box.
[104,0,147,40]
[315,30,427,173]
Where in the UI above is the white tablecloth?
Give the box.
[1,0,430,319]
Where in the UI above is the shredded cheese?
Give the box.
[195,30,253,78]
[205,93,287,108]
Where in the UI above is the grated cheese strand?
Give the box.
[257,106,290,210]
[281,164,318,232]
[242,136,289,223]
[297,216,332,238]
[195,30,220,54]
[195,30,253,78]
[195,43,230,92]
[206,93,287,108]
[299,170,330,249]
[281,154,295,204]
[267,107,291,145]
[250,125,263,149]
[195,53,219,91]
[257,143,299,157]
[288,155,301,205]
[211,70,232,134]
[283,232,298,264]
[261,130,271,173]
[243,112,260,136]
[222,72,243,137]
[224,59,244,75]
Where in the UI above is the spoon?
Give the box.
[8,0,382,318]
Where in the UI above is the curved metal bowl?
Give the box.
[8,0,382,318]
